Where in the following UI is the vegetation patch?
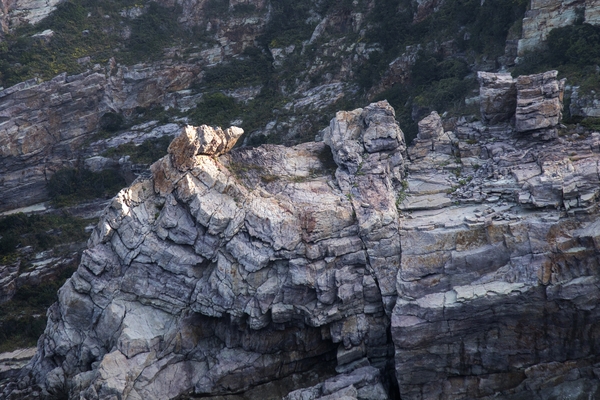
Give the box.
[359,0,528,143]
[259,0,316,48]
[202,48,272,90]
[0,263,77,352]
[103,135,172,164]
[580,117,600,131]
[0,0,207,87]
[513,23,600,89]
[0,213,89,260]
[48,167,126,207]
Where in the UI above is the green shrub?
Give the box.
[0,213,89,257]
[202,47,271,90]
[48,167,126,206]
[103,135,172,164]
[415,77,470,110]
[512,23,600,89]
[99,112,125,132]
[547,23,600,66]
[259,0,315,47]
[0,264,76,352]
[0,0,206,87]
[232,3,256,15]
[188,93,241,127]
[580,117,600,131]
[204,0,229,18]
[123,2,183,62]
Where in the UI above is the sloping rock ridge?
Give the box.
[6,72,600,399]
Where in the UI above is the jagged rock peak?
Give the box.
[417,111,443,140]
[168,124,244,171]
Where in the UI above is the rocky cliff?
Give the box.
[5,71,600,399]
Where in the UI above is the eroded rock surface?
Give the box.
[7,88,600,399]
[515,70,565,138]
[478,72,517,125]
[395,77,600,398]
[478,70,565,139]
[5,101,406,399]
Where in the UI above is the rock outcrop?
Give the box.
[569,85,600,118]
[5,101,407,399]
[8,77,600,399]
[515,70,566,138]
[478,72,517,125]
[0,0,64,36]
[478,70,565,139]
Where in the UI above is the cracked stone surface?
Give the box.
[4,101,406,399]
[7,85,600,399]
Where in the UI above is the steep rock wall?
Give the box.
[7,74,600,399]
[0,61,206,212]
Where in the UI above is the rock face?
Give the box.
[515,70,565,137]
[8,86,600,399]
[0,0,64,36]
[569,85,600,118]
[517,0,600,56]
[5,101,407,399]
[0,60,207,212]
[478,70,565,139]
[0,71,107,211]
[394,109,600,399]
[478,72,517,125]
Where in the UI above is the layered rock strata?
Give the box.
[0,62,208,212]
[478,70,565,139]
[8,76,600,399]
[515,70,566,138]
[395,75,600,397]
[477,72,517,125]
[5,102,407,399]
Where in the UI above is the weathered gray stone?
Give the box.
[478,72,517,124]
[515,70,565,137]
[5,104,404,399]
[8,95,600,400]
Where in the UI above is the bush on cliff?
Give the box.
[103,135,172,164]
[48,167,125,207]
[513,23,600,80]
[0,213,89,259]
[0,263,77,352]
